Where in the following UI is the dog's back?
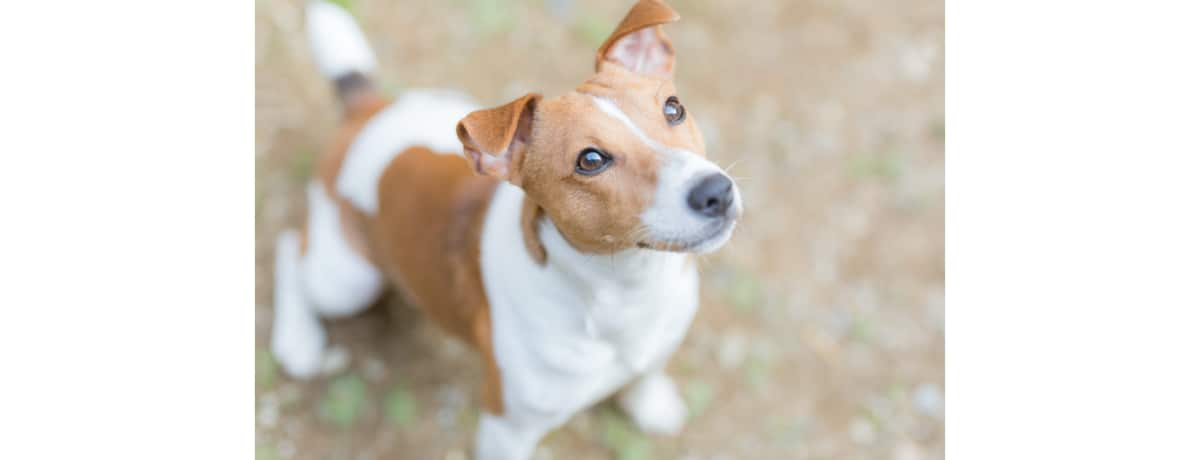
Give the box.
[273,5,503,412]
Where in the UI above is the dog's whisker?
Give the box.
[722,159,743,173]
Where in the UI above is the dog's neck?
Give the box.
[536,215,688,291]
[536,212,694,372]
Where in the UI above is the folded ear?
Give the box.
[456,93,541,184]
[595,0,681,78]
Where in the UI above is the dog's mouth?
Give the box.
[636,219,737,254]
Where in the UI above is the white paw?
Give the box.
[271,311,326,379]
[619,373,688,436]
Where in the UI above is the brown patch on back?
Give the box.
[298,92,508,411]
[307,92,509,413]
[368,147,505,414]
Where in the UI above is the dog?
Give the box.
[272,1,743,458]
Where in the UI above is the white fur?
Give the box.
[271,182,384,379]
[306,1,376,78]
[476,183,700,459]
[301,181,383,316]
[270,230,326,379]
[337,90,478,213]
[590,96,742,252]
[619,370,689,435]
[608,28,672,76]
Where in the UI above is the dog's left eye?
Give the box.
[575,148,613,176]
[664,96,685,125]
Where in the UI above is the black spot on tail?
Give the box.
[334,71,375,108]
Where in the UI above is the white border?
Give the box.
[948,0,1200,457]
[0,0,1198,457]
[0,1,252,458]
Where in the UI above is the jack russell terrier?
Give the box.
[272,1,743,457]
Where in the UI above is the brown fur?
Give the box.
[457,94,541,183]
[595,0,680,74]
[370,147,506,414]
[520,196,548,265]
[301,91,511,412]
[502,67,707,254]
[301,94,391,260]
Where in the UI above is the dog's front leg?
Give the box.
[619,369,688,436]
[474,412,548,460]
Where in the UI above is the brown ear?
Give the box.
[595,0,680,77]
[456,93,541,184]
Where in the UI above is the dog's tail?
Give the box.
[306,1,379,114]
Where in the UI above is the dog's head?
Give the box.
[457,0,741,255]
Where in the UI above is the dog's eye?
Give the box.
[664,96,685,125]
[575,148,612,175]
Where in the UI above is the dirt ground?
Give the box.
[255,0,944,459]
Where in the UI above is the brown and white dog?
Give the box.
[273,1,742,457]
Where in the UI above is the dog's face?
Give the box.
[457,0,741,254]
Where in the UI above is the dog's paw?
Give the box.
[270,312,326,379]
[619,373,688,435]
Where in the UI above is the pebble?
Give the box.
[320,345,351,376]
[258,394,280,428]
[898,41,938,82]
[277,439,296,459]
[436,386,468,430]
[363,356,388,382]
[913,383,943,417]
[440,336,469,359]
[849,417,876,446]
[826,307,853,340]
[284,419,303,437]
[444,449,467,460]
[893,441,927,460]
[717,333,748,371]
[545,0,574,20]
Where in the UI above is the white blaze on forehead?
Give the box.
[590,96,673,155]
[589,96,736,249]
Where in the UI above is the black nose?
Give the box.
[687,173,734,218]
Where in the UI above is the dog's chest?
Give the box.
[582,278,697,371]
[479,184,700,418]
[498,272,698,419]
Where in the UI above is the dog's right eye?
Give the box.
[663,96,686,125]
[575,148,613,176]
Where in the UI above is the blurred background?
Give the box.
[256,0,943,458]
